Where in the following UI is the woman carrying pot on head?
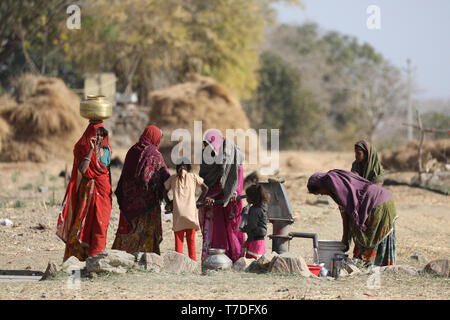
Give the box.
[112,125,171,254]
[351,140,385,185]
[307,169,397,266]
[199,129,246,263]
[56,122,112,262]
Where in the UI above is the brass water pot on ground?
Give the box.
[80,95,113,121]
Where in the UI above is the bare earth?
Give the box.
[0,150,448,300]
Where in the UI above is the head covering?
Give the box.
[307,169,391,231]
[351,140,384,184]
[199,129,245,206]
[140,125,162,147]
[136,125,163,186]
[203,129,224,154]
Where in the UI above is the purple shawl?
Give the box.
[115,135,170,223]
[307,169,391,231]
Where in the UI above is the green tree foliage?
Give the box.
[67,0,302,102]
[0,0,81,90]
[249,52,321,148]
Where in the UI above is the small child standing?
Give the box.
[164,158,208,261]
[240,184,268,259]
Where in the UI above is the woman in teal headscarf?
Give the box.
[351,140,385,185]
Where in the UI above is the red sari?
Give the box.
[56,123,112,262]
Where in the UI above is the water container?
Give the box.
[317,240,346,271]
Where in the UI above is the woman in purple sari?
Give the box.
[307,169,397,266]
[199,129,245,263]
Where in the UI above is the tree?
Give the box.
[67,0,303,103]
[0,0,73,74]
[263,23,409,148]
[251,52,321,148]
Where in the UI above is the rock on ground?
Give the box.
[423,259,449,277]
[378,265,419,276]
[248,252,278,273]
[61,256,86,271]
[138,252,164,272]
[86,250,135,274]
[163,251,198,273]
[40,262,59,280]
[232,257,255,272]
[409,252,428,265]
[267,252,313,277]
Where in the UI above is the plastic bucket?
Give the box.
[307,265,322,276]
[317,240,346,271]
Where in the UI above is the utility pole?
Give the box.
[406,59,413,141]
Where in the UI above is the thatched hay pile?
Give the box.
[0,74,85,162]
[381,139,450,171]
[150,73,250,134]
[150,74,258,167]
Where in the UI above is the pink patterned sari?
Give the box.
[199,165,245,263]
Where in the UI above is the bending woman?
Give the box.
[199,129,245,263]
[56,122,112,262]
[112,125,170,254]
[351,140,385,185]
[307,169,397,266]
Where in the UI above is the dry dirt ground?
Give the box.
[0,150,448,300]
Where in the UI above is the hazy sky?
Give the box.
[273,0,450,101]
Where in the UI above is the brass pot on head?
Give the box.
[80,95,113,122]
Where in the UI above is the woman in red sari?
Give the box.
[56,122,112,262]
[112,125,171,254]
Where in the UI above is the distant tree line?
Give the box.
[2,1,445,150]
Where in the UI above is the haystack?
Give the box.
[0,74,85,162]
[381,139,450,171]
[150,74,258,167]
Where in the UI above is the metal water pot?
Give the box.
[80,95,113,121]
[202,248,232,271]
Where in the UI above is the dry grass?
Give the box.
[0,74,85,162]
[381,139,450,171]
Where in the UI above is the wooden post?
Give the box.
[416,110,424,183]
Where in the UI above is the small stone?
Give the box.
[163,251,198,273]
[38,185,48,193]
[409,252,428,265]
[61,256,86,271]
[248,252,278,273]
[40,262,59,280]
[86,249,135,274]
[423,259,449,277]
[316,195,331,205]
[379,265,418,276]
[232,257,254,272]
[140,252,164,272]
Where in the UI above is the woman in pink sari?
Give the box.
[199,129,245,263]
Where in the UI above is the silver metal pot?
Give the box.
[202,248,232,271]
